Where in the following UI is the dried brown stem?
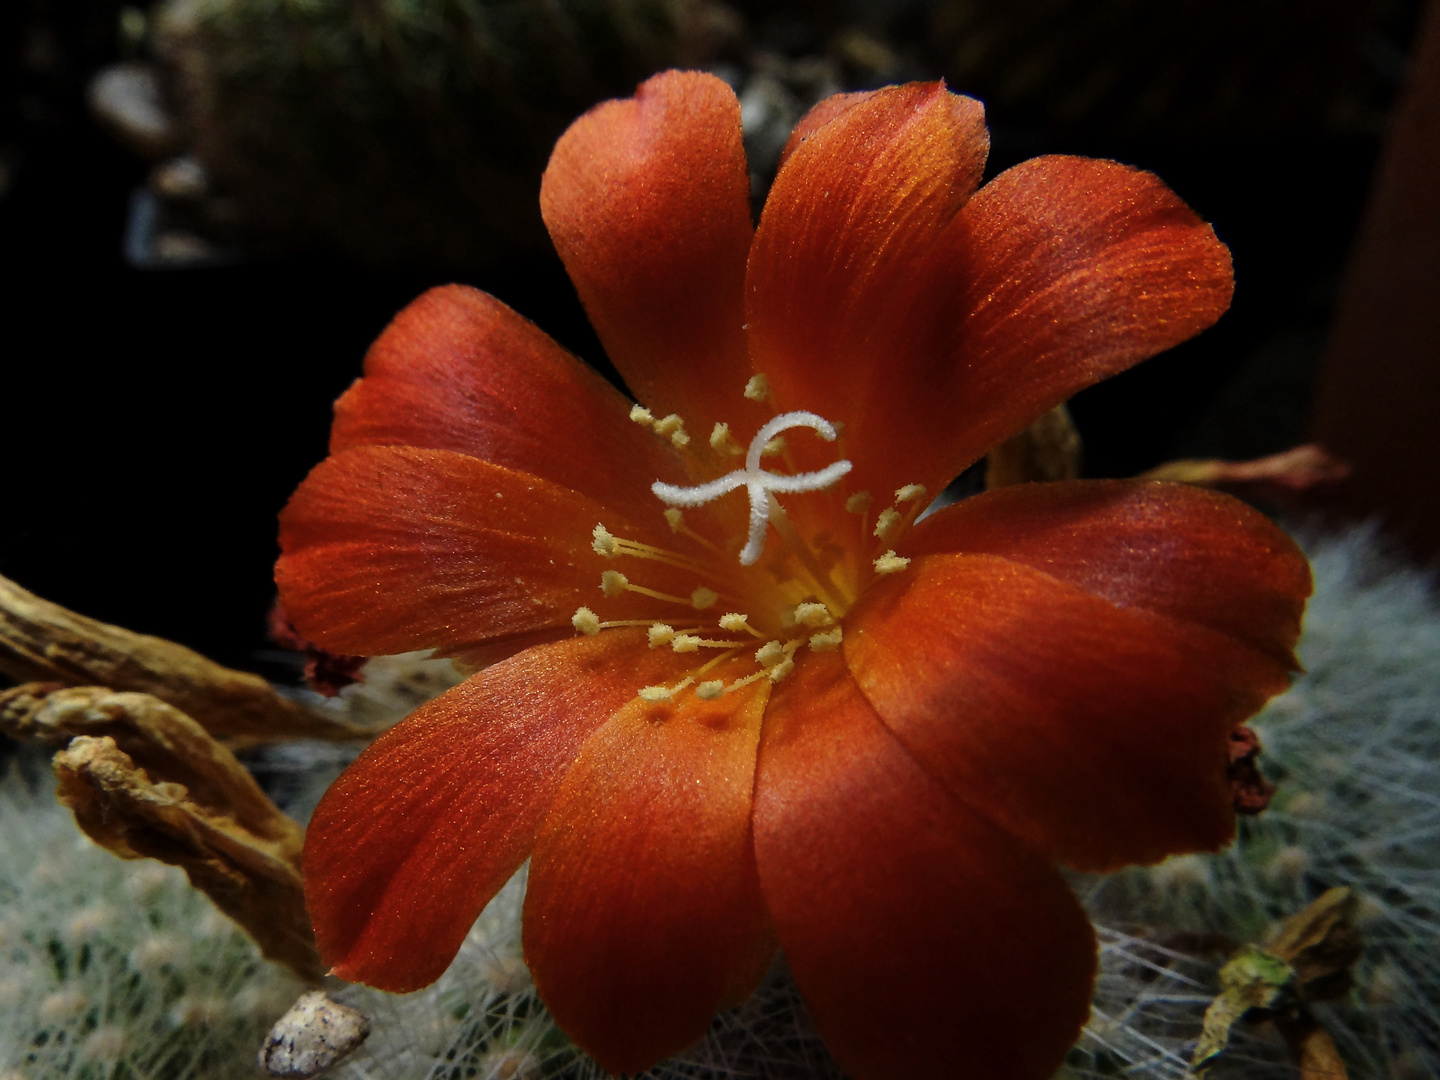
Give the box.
[984,404,1082,489]
[1,682,323,980]
[0,572,367,743]
[55,733,322,980]
[1139,444,1351,506]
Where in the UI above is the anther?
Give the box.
[744,374,770,402]
[767,657,795,682]
[810,627,843,651]
[648,623,675,648]
[874,550,911,574]
[691,587,719,610]
[696,680,725,700]
[845,491,873,513]
[600,570,629,597]
[664,508,685,532]
[895,484,927,504]
[755,640,786,668]
[719,613,763,638]
[572,607,601,636]
[592,523,618,557]
[791,602,834,628]
[874,508,901,541]
[630,405,654,428]
[653,414,690,448]
[761,436,785,457]
[710,423,745,456]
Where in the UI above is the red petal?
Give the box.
[329,284,679,524]
[276,446,693,659]
[753,650,1096,1080]
[524,671,774,1074]
[845,553,1293,871]
[904,480,1311,669]
[304,632,682,991]
[541,71,759,440]
[911,155,1235,489]
[746,82,987,468]
[776,90,876,170]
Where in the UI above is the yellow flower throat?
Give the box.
[571,375,920,702]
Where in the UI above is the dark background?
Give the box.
[0,0,1422,675]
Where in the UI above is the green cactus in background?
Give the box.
[153,0,739,267]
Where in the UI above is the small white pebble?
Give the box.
[259,991,371,1078]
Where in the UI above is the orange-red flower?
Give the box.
[277,72,1311,1079]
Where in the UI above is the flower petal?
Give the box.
[746,82,988,450]
[329,284,680,523]
[753,650,1096,1080]
[277,445,693,659]
[845,553,1293,872]
[775,90,876,170]
[903,155,1234,492]
[903,480,1310,669]
[524,670,774,1074]
[303,631,681,991]
[541,70,758,438]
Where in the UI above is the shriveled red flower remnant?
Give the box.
[277,72,1311,1079]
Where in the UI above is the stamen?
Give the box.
[696,680,725,700]
[592,523,709,574]
[652,411,853,566]
[874,508,901,541]
[710,423,745,456]
[755,640,786,668]
[599,571,703,608]
[871,483,928,551]
[639,677,693,702]
[763,494,850,612]
[744,374,770,402]
[652,413,690,448]
[664,515,730,561]
[874,550,911,574]
[592,524,618,557]
[719,612,765,638]
[791,602,834,628]
[809,627,843,651]
[672,634,748,652]
[572,607,601,636]
[720,669,769,694]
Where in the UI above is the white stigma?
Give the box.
[650,411,853,566]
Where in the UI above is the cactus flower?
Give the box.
[277,72,1311,1079]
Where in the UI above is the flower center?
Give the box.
[571,381,921,703]
[651,411,854,566]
